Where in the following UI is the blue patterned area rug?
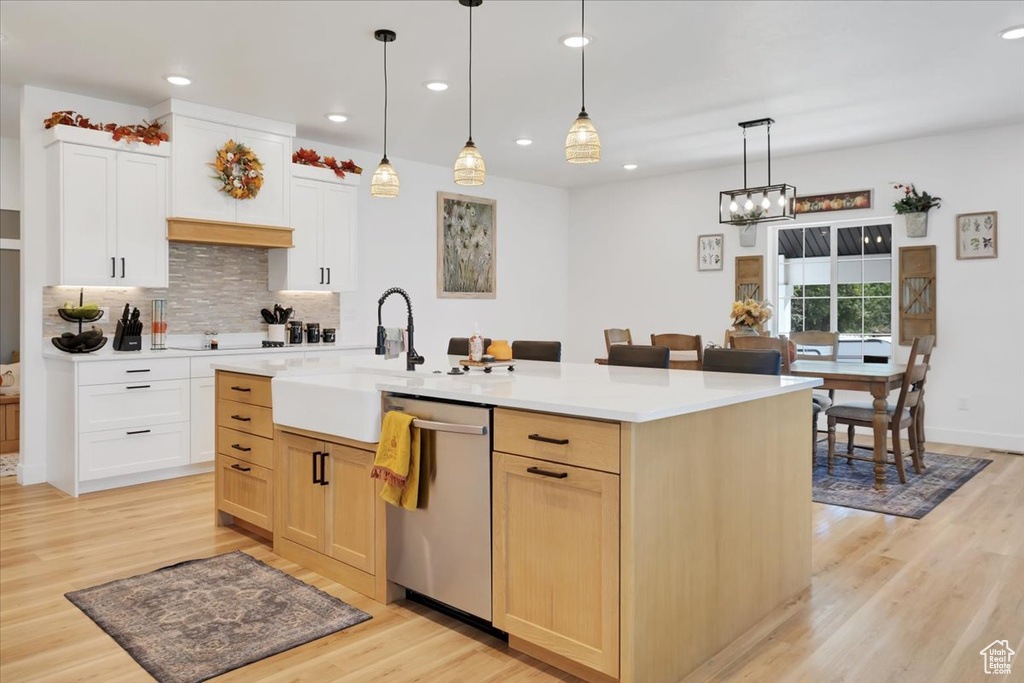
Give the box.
[65,551,372,683]
[812,445,991,519]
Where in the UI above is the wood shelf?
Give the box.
[167,217,294,248]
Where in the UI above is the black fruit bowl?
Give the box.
[52,336,108,354]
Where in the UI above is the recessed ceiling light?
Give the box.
[623,164,638,170]
[560,33,592,48]
[1000,25,1024,40]
[165,75,192,86]
[424,81,450,92]
[325,113,349,123]
[515,138,533,146]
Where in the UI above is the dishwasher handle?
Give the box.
[386,406,488,436]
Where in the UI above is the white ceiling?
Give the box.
[1,1,1022,188]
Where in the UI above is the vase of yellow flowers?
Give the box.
[730,298,773,335]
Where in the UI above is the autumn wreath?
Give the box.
[210,140,264,200]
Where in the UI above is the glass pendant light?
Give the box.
[566,0,601,163]
[454,0,486,185]
[371,29,400,198]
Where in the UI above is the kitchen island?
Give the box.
[218,356,820,683]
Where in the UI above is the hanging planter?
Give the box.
[904,212,928,238]
[892,183,941,238]
[738,222,758,247]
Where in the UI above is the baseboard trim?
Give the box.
[923,428,1023,453]
[16,463,46,486]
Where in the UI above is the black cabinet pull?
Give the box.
[528,433,570,445]
[320,267,325,284]
[319,452,329,486]
[231,415,251,422]
[230,386,252,393]
[126,429,151,436]
[230,463,252,472]
[126,384,151,390]
[126,369,151,374]
[326,267,331,285]
[120,257,126,278]
[231,444,252,452]
[527,466,568,479]
[111,256,116,278]
[312,451,323,484]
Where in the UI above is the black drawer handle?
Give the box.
[528,433,570,445]
[230,386,251,393]
[231,415,252,422]
[320,451,329,486]
[126,369,151,374]
[312,451,323,484]
[126,429,151,436]
[527,466,568,479]
[126,384,151,390]
[230,463,252,472]
[231,444,252,452]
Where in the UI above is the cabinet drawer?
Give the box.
[217,426,273,469]
[216,399,273,438]
[217,453,273,530]
[78,357,190,385]
[216,372,273,407]
[494,408,620,474]
[79,422,189,481]
[79,379,189,433]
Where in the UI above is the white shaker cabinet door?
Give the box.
[170,117,235,222]
[61,144,118,286]
[269,177,323,291]
[321,182,357,292]
[189,376,216,464]
[233,128,291,228]
[79,422,189,481]
[116,152,168,288]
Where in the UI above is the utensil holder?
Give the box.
[151,299,167,350]
[113,321,142,351]
[268,324,286,344]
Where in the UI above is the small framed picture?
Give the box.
[956,211,997,260]
[697,234,724,271]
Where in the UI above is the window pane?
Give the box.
[863,257,891,283]
[790,298,805,331]
[863,224,892,255]
[838,298,863,333]
[864,298,891,334]
[864,282,891,296]
[804,226,830,258]
[838,283,862,297]
[838,259,862,285]
[837,226,863,257]
[805,298,830,331]
[779,228,803,258]
[793,284,804,297]
[804,284,829,297]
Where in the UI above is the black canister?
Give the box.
[323,328,336,343]
[306,322,321,344]
[288,321,304,345]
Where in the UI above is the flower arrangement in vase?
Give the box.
[892,183,941,238]
[730,298,773,335]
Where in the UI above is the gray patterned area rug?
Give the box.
[812,445,991,519]
[65,551,372,683]
[0,453,17,477]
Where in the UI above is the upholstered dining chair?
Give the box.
[512,340,562,362]
[608,344,671,369]
[650,333,703,370]
[603,328,633,354]
[447,337,492,356]
[825,335,935,483]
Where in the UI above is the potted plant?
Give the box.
[731,207,764,247]
[892,183,941,237]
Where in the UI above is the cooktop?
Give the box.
[167,341,286,351]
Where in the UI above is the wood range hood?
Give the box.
[166,217,294,249]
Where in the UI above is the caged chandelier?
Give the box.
[719,118,796,225]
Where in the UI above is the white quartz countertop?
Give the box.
[44,341,372,362]
[268,355,822,424]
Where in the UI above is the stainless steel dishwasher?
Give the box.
[383,396,492,622]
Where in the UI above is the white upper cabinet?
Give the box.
[165,113,291,228]
[45,127,169,287]
[268,166,358,292]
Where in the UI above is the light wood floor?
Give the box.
[1,442,1021,683]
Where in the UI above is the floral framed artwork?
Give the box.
[437,192,497,298]
[697,234,724,271]
[956,211,997,260]
[793,190,872,214]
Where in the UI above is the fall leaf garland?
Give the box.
[209,140,264,200]
[292,147,362,178]
[43,110,168,146]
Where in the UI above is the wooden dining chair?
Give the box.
[825,335,935,483]
[603,328,633,354]
[608,345,670,369]
[650,333,703,370]
[790,330,839,403]
[512,340,562,362]
[729,335,792,374]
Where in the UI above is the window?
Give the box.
[776,223,893,362]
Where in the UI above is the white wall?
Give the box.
[568,124,1024,451]
[0,137,20,211]
[293,138,570,360]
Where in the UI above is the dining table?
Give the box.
[789,360,910,489]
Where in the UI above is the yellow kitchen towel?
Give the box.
[371,411,422,510]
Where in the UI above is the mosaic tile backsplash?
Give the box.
[44,243,340,338]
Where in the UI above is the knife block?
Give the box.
[113,321,142,351]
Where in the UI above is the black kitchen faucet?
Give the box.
[375,287,425,372]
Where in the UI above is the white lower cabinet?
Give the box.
[189,377,216,464]
[80,423,189,481]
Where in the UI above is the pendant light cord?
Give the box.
[468,3,473,141]
[581,0,586,112]
[383,38,389,158]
